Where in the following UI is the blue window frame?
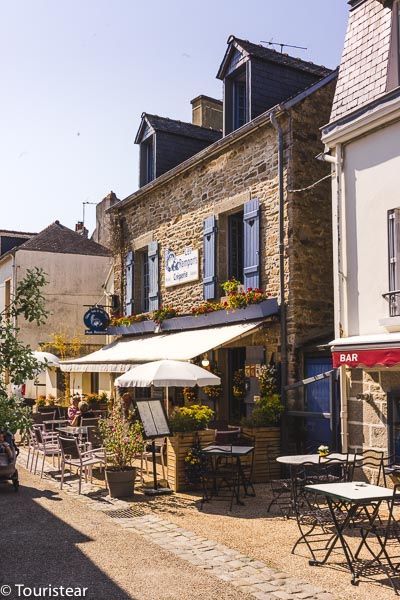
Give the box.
[233,80,247,129]
[142,252,150,312]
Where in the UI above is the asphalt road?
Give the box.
[0,469,248,600]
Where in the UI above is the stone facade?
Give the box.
[110,78,336,414]
[346,368,400,454]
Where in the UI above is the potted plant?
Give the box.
[98,407,144,498]
[240,361,283,483]
[167,404,215,491]
[318,445,330,458]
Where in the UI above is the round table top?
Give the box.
[276,453,361,465]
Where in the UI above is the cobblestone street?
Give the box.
[1,449,393,600]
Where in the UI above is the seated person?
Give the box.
[71,400,96,427]
[0,430,13,467]
[68,395,80,424]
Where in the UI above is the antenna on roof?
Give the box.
[82,201,97,229]
[260,40,307,54]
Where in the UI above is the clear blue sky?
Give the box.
[0,0,349,235]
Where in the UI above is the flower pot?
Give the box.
[105,466,136,498]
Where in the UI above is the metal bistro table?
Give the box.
[57,426,89,438]
[276,453,361,509]
[201,445,255,510]
[305,481,395,585]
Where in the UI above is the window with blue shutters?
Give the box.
[228,211,244,282]
[243,198,260,289]
[124,251,134,316]
[148,241,159,311]
[203,216,217,300]
[142,252,150,312]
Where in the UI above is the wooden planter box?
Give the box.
[242,426,281,483]
[167,429,215,492]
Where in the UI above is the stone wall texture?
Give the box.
[346,367,400,454]
[111,79,336,384]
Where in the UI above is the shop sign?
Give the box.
[332,348,400,368]
[165,247,199,288]
[83,306,110,335]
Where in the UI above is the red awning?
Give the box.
[332,348,400,368]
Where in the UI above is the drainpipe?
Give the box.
[270,111,287,406]
[335,143,349,453]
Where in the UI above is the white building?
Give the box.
[322,0,400,457]
[0,221,113,399]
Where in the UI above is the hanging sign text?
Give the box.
[165,247,199,288]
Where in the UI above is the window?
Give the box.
[90,372,99,394]
[228,212,244,282]
[142,252,150,313]
[145,139,154,184]
[387,209,400,315]
[4,279,10,319]
[233,80,247,129]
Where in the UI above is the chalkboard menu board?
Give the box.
[136,399,171,439]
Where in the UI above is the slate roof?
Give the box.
[217,36,331,80]
[16,221,110,257]
[330,0,392,121]
[0,229,36,236]
[137,113,222,144]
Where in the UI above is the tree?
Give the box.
[0,267,48,433]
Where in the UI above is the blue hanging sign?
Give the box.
[84,306,110,334]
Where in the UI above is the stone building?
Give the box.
[322,0,400,457]
[65,37,337,447]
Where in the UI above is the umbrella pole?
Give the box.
[165,385,169,414]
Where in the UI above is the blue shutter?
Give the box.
[243,198,260,289]
[148,241,159,311]
[124,251,134,316]
[203,215,217,300]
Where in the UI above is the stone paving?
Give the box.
[18,447,335,600]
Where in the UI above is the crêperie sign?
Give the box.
[83,306,110,335]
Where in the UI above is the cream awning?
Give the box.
[60,321,263,373]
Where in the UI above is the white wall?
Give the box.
[341,120,400,336]
[15,250,112,349]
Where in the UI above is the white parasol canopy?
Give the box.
[33,351,60,367]
[114,359,220,388]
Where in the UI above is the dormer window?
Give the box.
[145,138,154,184]
[233,77,247,129]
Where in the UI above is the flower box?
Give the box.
[166,429,215,492]
[107,320,155,336]
[107,299,279,336]
[241,426,281,483]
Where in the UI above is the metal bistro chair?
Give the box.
[58,435,106,494]
[356,484,400,592]
[291,460,344,561]
[32,426,61,478]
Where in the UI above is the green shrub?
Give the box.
[241,394,283,428]
[0,395,33,434]
[170,404,214,433]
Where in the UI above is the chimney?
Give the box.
[191,95,223,131]
[75,221,88,238]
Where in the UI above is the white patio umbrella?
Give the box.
[114,359,221,412]
[33,351,60,368]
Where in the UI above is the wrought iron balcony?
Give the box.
[382,291,400,317]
